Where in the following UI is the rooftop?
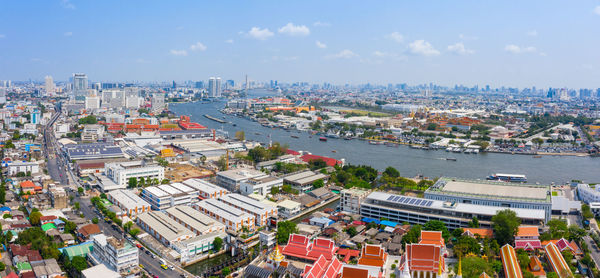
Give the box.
[165,205,224,234]
[137,211,194,242]
[182,178,228,195]
[426,177,551,203]
[219,193,275,215]
[108,189,150,210]
[217,168,266,181]
[195,198,253,223]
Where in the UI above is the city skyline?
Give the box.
[1,1,600,87]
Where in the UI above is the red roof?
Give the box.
[302,255,342,278]
[20,180,35,188]
[286,149,301,155]
[300,154,342,167]
[515,240,542,250]
[179,122,206,130]
[337,248,360,263]
[281,234,338,262]
[404,243,445,273]
[357,244,388,267]
[419,231,445,247]
[40,215,58,221]
[4,272,19,278]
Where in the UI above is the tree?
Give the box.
[423,220,450,241]
[74,202,80,211]
[128,177,137,188]
[547,219,568,239]
[546,272,559,278]
[123,221,133,231]
[29,211,42,225]
[235,131,246,141]
[402,225,422,245]
[458,256,493,278]
[468,216,480,228]
[216,155,228,171]
[71,256,88,272]
[313,179,325,189]
[277,221,298,244]
[453,236,481,257]
[138,177,145,187]
[222,267,231,276]
[308,159,327,170]
[213,237,223,251]
[271,186,280,195]
[92,217,99,224]
[384,166,400,178]
[78,115,98,125]
[156,158,169,167]
[345,226,358,237]
[161,179,170,184]
[77,187,84,195]
[129,228,141,237]
[516,249,530,269]
[0,262,4,271]
[492,209,521,246]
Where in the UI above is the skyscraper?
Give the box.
[44,76,55,96]
[208,77,221,98]
[72,73,88,98]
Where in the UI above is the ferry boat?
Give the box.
[291,135,299,139]
[486,173,528,183]
[319,137,327,142]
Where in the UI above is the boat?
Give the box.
[204,114,227,123]
[254,132,261,135]
[319,137,327,142]
[369,141,383,145]
[446,157,457,161]
[325,132,340,139]
[332,150,337,153]
[343,137,353,140]
[486,173,528,183]
[291,135,299,139]
[232,123,237,126]
[533,155,542,158]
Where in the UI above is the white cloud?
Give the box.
[278,23,310,36]
[225,39,234,44]
[447,42,474,55]
[64,31,72,37]
[246,27,274,40]
[169,49,188,56]
[327,49,358,59]
[189,42,207,51]
[408,40,440,56]
[594,6,600,15]
[315,41,327,49]
[61,0,75,9]
[313,21,331,27]
[527,30,538,36]
[386,32,404,43]
[504,44,536,54]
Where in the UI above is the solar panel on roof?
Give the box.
[425,201,433,206]
[393,196,401,202]
[398,197,406,203]
[408,199,417,205]
[402,198,411,204]
[414,200,422,206]
[387,196,394,201]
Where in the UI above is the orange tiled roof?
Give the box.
[419,230,445,247]
[479,272,491,278]
[20,180,35,188]
[517,226,539,237]
[462,228,493,238]
[544,242,573,277]
[528,256,546,277]
[405,243,444,273]
[357,244,388,267]
[500,244,523,278]
[341,266,373,278]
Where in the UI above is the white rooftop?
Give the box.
[217,169,266,181]
[195,198,254,224]
[165,205,225,234]
[108,189,150,210]
[183,178,228,195]
[219,193,275,215]
[137,211,194,242]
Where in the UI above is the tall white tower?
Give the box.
[44,75,55,96]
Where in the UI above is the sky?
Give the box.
[1,1,600,88]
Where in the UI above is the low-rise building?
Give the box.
[165,205,226,236]
[90,234,138,273]
[216,169,267,192]
[141,183,197,210]
[107,189,151,218]
[105,161,164,188]
[277,199,301,218]
[218,193,277,226]
[4,161,40,176]
[182,178,229,199]
[341,188,369,214]
[577,183,600,204]
[65,143,124,161]
[240,176,283,196]
[136,211,195,247]
[283,170,328,193]
[194,199,255,232]
[48,188,68,209]
[172,231,227,264]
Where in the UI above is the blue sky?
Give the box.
[1,0,599,88]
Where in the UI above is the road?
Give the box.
[564,186,600,271]
[43,111,68,185]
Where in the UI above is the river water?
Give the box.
[170,98,600,185]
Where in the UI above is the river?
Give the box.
[170,97,600,185]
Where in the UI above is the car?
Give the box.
[145,250,150,255]
[139,264,144,269]
[161,264,168,270]
[136,243,142,248]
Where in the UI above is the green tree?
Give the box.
[71,256,88,272]
[468,216,480,228]
[345,226,358,237]
[29,211,42,225]
[0,262,5,271]
[74,202,80,211]
[277,221,298,244]
[547,219,568,239]
[128,177,137,188]
[383,166,400,178]
[271,186,280,195]
[222,267,231,276]
[92,217,99,224]
[313,179,325,189]
[213,237,223,251]
[423,220,450,241]
[546,272,559,278]
[516,249,530,269]
[402,225,422,245]
[77,187,84,194]
[129,228,141,237]
[235,131,245,141]
[453,236,481,257]
[78,115,98,124]
[458,256,493,278]
[492,209,521,246]
[138,177,145,187]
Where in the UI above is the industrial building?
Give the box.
[136,211,195,247]
[165,205,226,235]
[141,183,198,210]
[105,161,164,188]
[360,192,545,229]
[193,198,255,232]
[182,178,229,199]
[172,231,227,264]
[425,177,552,222]
[283,170,329,193]
[107,189,151,218]
[216,168,267,192]
[218,193,277,226]
[65,143,124,160]
[240,176,283,196]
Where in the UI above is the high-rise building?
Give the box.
[44,76,55,96]
[208,77,221,98]
[72,73,88,98]
[151,92,165,112]
[85,95,101,110]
